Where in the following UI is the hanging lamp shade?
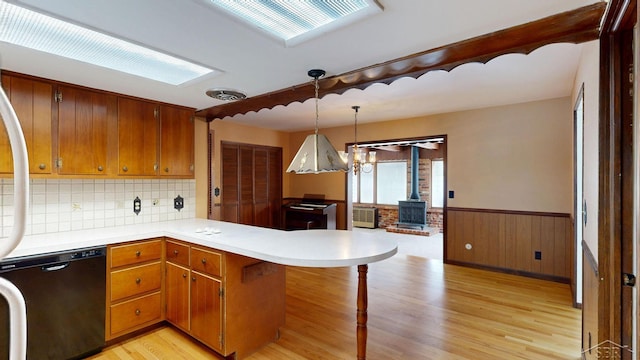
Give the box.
[286,69,348,174]
[286,133,347,173]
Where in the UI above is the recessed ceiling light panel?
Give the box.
[0,1,217,85]
[202,0,383,46]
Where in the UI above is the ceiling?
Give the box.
[0,0,602,132]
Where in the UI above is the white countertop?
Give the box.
[4,218,398,267]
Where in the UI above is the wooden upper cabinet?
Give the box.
[159,105,194,177]
[0,74,53,174]
[57,85,117,175]
[118,97,158,176]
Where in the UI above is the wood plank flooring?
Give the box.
[88,253,581,360]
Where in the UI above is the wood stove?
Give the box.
[397,200,427,229]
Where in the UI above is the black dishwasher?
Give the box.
[0,246,106,360]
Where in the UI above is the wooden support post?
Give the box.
[357,264,368,360]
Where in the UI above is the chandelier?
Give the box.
[340,106,376,175]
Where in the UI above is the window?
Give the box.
[353,161,407,205]
[376,162,407,205]
[431,159,444,208]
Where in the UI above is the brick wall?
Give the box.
[363,204,444,233]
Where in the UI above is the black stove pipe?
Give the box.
[409,146,420,200]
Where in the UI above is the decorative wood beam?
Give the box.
[196,3,606,121]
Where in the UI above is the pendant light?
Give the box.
[286,69,348,174]
[341,105,376,175]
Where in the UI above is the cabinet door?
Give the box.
[166,262,190,332]
[159,105,194,177]
[0,74,10,173]
[0,75,53,174]
[58,85,115,175]
[190,271,223,352]
[118,97,158,176]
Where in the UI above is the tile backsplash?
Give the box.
[0,178,196,237]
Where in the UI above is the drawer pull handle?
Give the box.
[164,167,169,172]
[173,250,179,255]
[191,277,196,282]
[135,278,141,284]
[201,258,207,264]
[182,273,188,278]
[122,166,128,172]
[38,163,46,170]
[135,251,141,257]
[135,309,141,316]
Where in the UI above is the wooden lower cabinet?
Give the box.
[106,239,164,340]
[165,262,190,331]
[190,271,223,352]
[164,239,285,359]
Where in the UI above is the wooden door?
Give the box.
[239,145,254,225]
[253,148,269,227]
[166,262,190,332]
[160,105,194,177]
[58,85,115,175]
[220,142,283,228]
[221,143,239,222]
[268,148,283,228]
[190,271,223,353]
[0,75,53,174]
[118,97,158,176]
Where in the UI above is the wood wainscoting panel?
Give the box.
[447,208,572,282]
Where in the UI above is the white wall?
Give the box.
[573,40,600,260]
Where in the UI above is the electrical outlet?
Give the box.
[534,251,542,260]
[174,195,184,212]
[133,196,141,215]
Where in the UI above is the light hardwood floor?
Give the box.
[88,232,580,360]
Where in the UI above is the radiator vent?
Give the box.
[353,207,378,229]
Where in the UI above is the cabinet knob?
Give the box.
[182,273,188,278]
[201,258,207,264]
[135,250,141,257]
[97,165,103,172]
[135,309,141,316]
[38,163,46,170]
[135,278,141,284]
[173,250,179,256]
[191,277,196,282]
[164,167,169,173]
[122,166,128,172]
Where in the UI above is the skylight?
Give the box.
[0,2,216,85]
[204,0,383,46]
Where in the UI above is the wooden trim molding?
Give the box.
[446,207,570,218]
[196,3,605,121]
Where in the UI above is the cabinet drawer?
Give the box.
[191,247,222,277]
[110,239,162,268]
[111,262,162,301]
[110,292,162,335]
[166,240,189,267]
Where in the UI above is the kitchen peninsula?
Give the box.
[5,218,397,359]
